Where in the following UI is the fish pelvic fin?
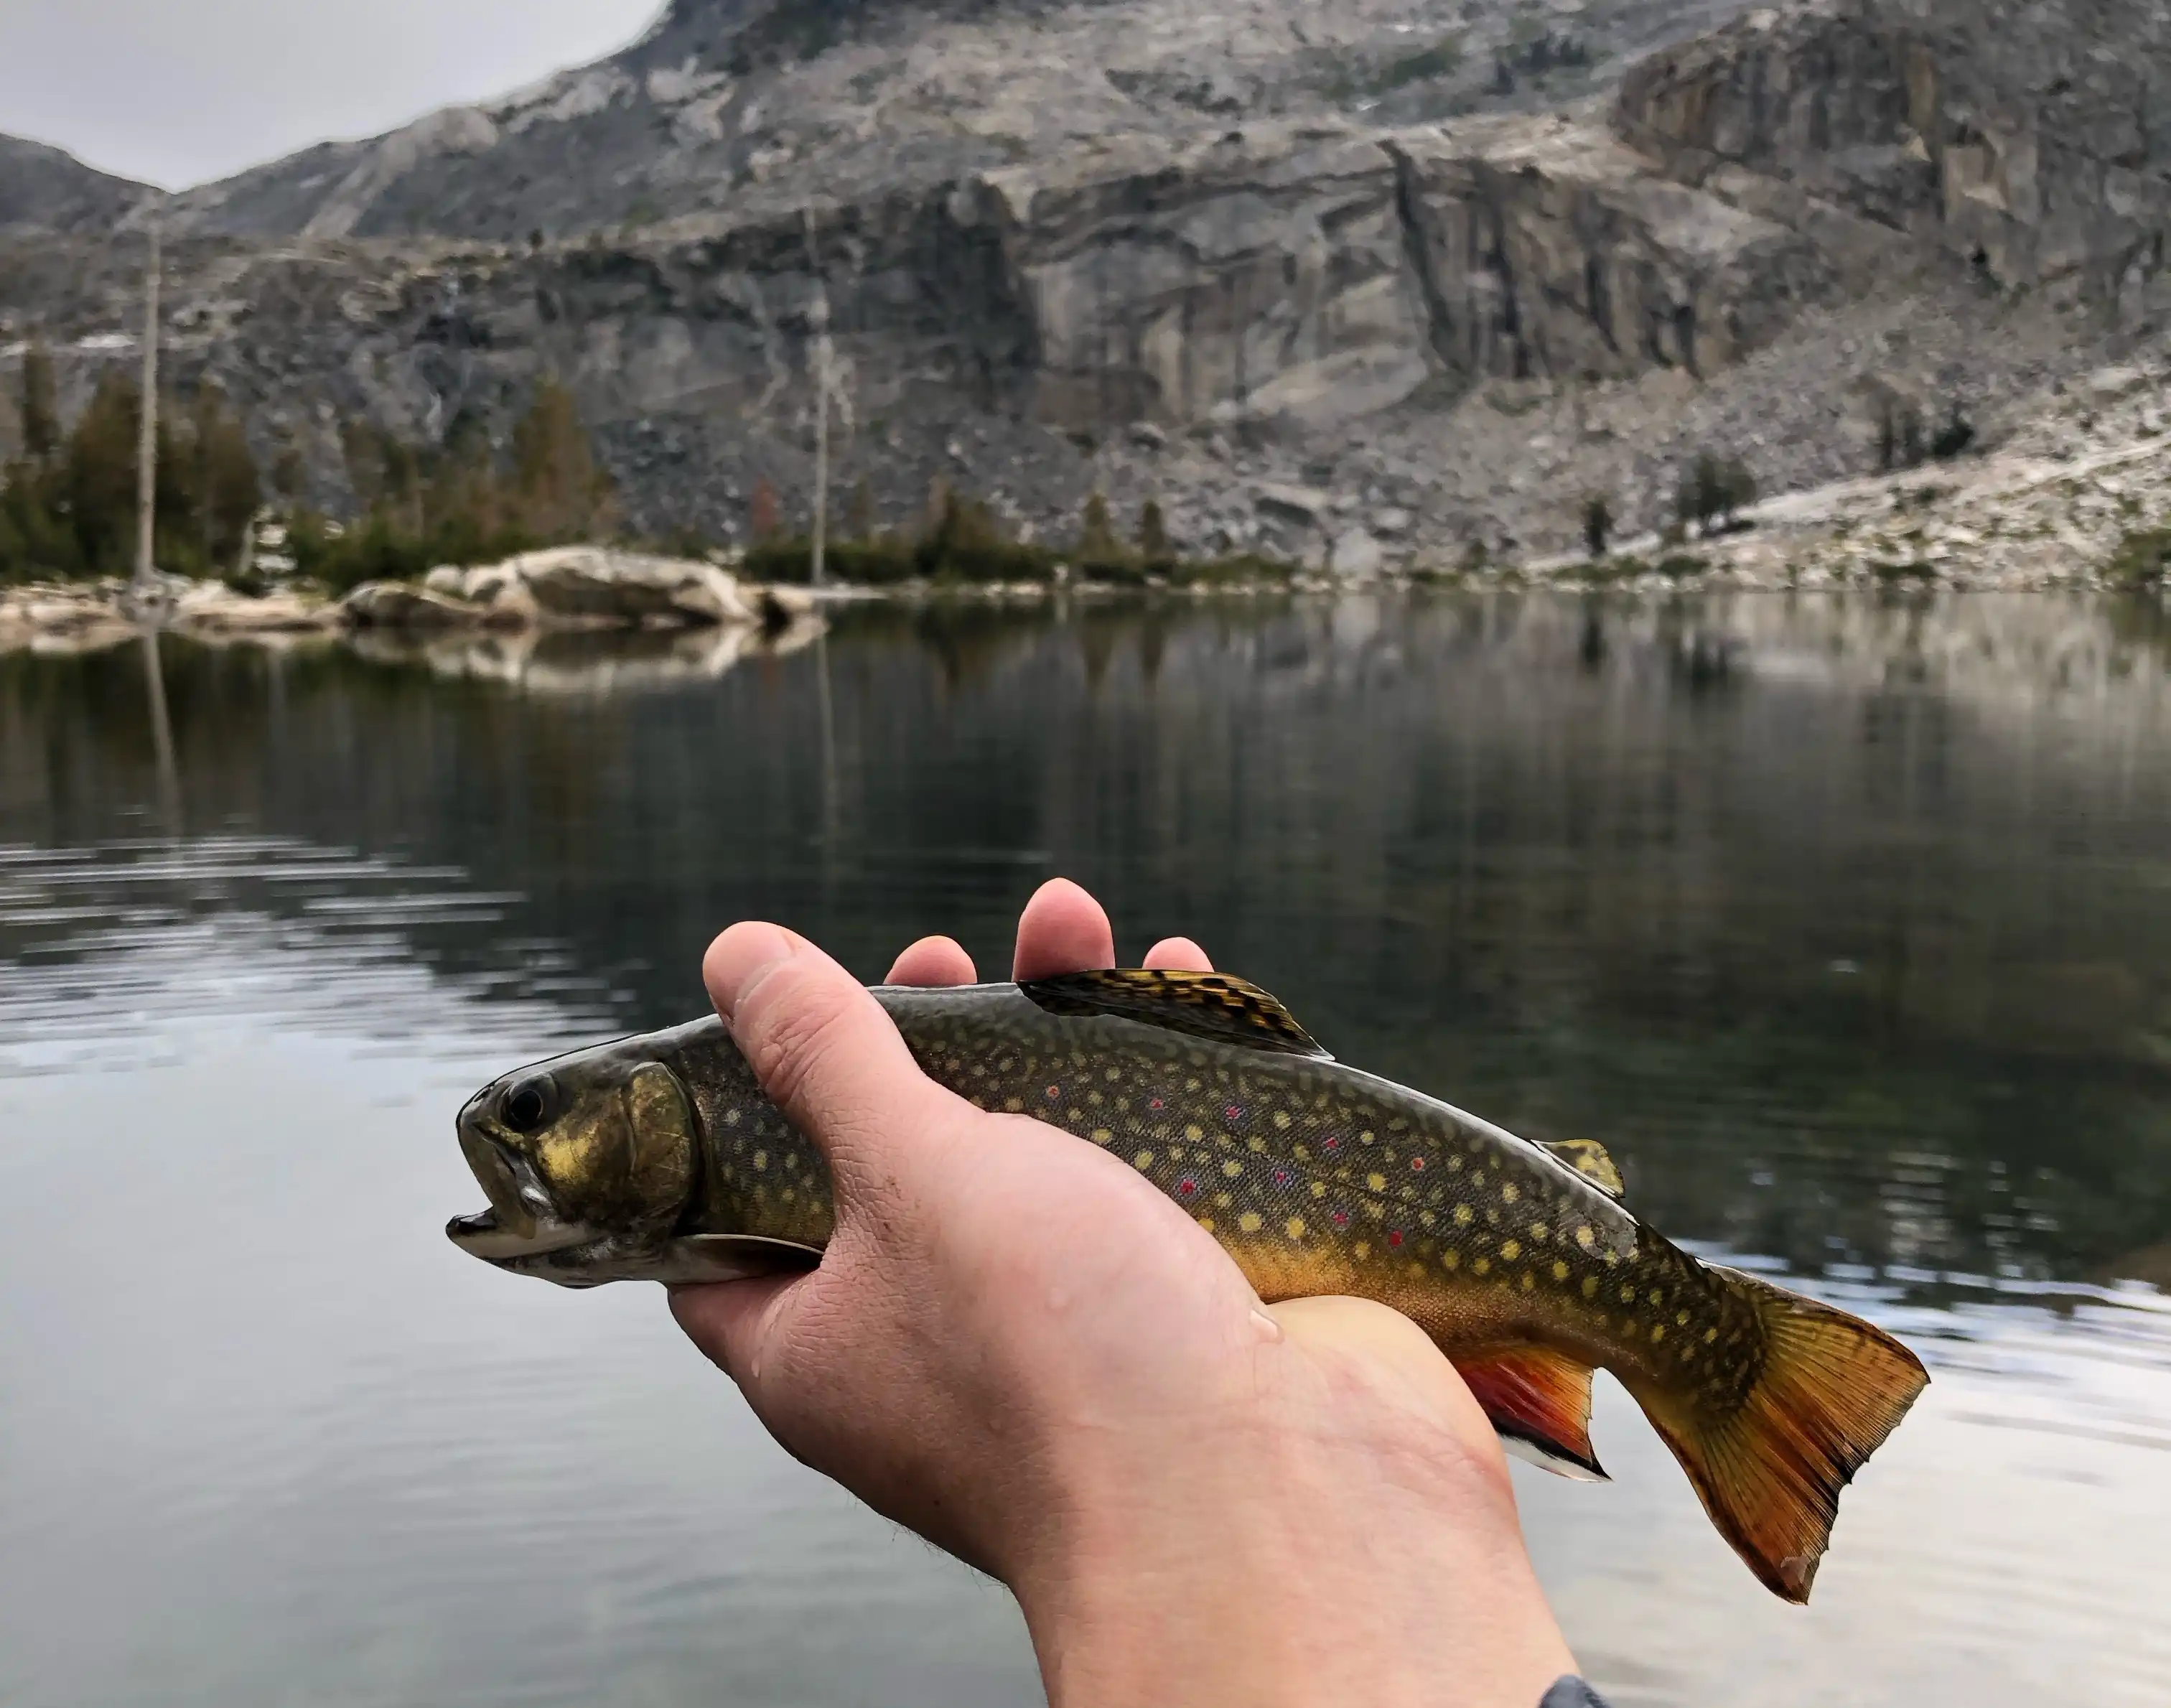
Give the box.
[1458,1348,1606,1481]
[1637,1268,1928,1604]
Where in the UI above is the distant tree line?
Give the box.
[1,346,259,584]
[746,482,1247,587]
[291,381,617,591]
[0,347,616,592]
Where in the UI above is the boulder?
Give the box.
[498,547,760,629]
[1330,528,1386,579]
[340,581,495,629]
[170,582,340,635]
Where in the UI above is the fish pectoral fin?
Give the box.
[658,1234,824,1284]
[1017,969,1332,1060]
[1539,1139,1625,1198]
[1457,1348,1606,1481]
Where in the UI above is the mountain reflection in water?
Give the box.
[1,590,2167,1708]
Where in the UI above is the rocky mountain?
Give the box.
[0,136,157,235]
[2,0,2168,568]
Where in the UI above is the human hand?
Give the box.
[671,879,1577,1708]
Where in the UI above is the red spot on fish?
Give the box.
[1274,1169,1291,1187]
[1178,1177,1199,1198]
[1323,1135,1342,1152]
[1332,1210,1349,1227]
[1388,1231,1405,1248]
[1225,1104,1243,1123]
[1149,1096,1165,1110]
[1045,1086,1060,1101]
[1411,1157,1427,1172]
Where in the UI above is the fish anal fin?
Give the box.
[1019,969,1332,1060]
[1541,1138,1625,1198]
[1634,1266,1928,1603]
[1457,1348,1605,1481]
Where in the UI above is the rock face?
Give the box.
[1617,0,2171,305]
[3,0,2169,564]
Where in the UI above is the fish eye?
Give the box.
[499,1078,555,1134]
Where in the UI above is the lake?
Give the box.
[2,589,2169,1708]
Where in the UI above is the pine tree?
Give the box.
[512,379,614,540]
[1079,490,1122,564]
[1582,494,1612,558]
[19,344,59,464]
[1138,498,1172,567]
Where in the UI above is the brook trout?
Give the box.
[448,969,1926,1601]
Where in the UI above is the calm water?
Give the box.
[3,592,2170,1707]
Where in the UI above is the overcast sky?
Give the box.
[0,0,666,190]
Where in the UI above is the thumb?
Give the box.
[703,920,956,1195]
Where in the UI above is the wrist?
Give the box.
[1012,1383,1574,1708]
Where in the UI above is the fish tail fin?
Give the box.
[1635,1267,1928,1603]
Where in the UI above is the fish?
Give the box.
[448,968,1927,1602]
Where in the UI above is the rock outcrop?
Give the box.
[1617,0,2171,309]
[0,136,157,234]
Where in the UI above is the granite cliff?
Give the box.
[2,0,2167,567]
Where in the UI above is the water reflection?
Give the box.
[3,590,2170,1707]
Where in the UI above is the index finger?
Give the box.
[703,922,954,1187]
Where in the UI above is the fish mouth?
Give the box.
[448,1088,597,1265]
[446,1204,601,1263]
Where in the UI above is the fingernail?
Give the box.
[703,922,800,1022]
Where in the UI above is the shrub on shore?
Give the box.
[2107,526,2171,590]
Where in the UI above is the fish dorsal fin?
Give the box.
[1540,1138,1625,1198]
[1019,969,1332,1060]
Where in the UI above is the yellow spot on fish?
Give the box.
[1355,1241,1371,1260]
[724,1109,741,1126]
[1453,1205,1475,1227]
[1186,1124,1204,1142]
[1286,1217,1306,1240]
[1198,1216,1215,1233]
[1530,1223,1549,1241]
[753,1152,768,1172]
[1502,1182,1521,1203]
[1408,1262,1424,1279]
[1239,1211,1264,1233]
[1223,1159,1243,1178]
[1552,1261,1570,1282]
[1651,1324,1666,1343]
[1676,1310,1690,1327]
[1092,1128,1112,1144]
[1360,1130,1376,1146]
[1443,1249,1461,1271]
[1215,1193,1231,1208]
[1620,1285,1637,1302]
[1311,1180,1327,1199]
[1134,1151,1154,1170]
[1274,1111,1292,1130]
[1472,1257,1492,1276]
[1367,1172,1387,1192]
[1575,1225,1595,1250]
[1005,1097,1024,1112]
[1500,1239,1522,1260]
[1521,1273,1536,1292]
[1704,1327,1719,1344]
